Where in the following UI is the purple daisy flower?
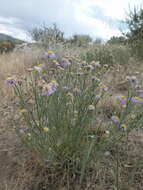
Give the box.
[42,80,58,96]
[34,64,46,72]
[131,96,143,103]
[101,84,108,91]
[41,50,55,59]
[116,95,127,104]
[42,88,56,96]
[91,76,97,81]
[50,80,58,90]
[62,87,70,91]
[126,76,138,83]
[60,59,71,67]
[138,93,143,99]
[5,77,17,84]
[136,88,143,99]
[111,116,120,123]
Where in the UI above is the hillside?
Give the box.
[0,33,25,44]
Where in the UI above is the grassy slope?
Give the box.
[0,33,25,44]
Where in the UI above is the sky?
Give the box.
[0,0,143,41]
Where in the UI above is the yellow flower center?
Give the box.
[121,124,127,129]
[43,127,49,132]
[38,64,43,67]
[133,96,143,101]
[121,96,126,99]
[19,109,27,113]
[114,116,119,119]
[5,77,12,80]
[51,80,57,84]
[48,50,54,54]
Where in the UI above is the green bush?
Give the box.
[11,61,110,182]
[7,51,143,186]
[80,44,114,65]
[125,7,143,60]
[0,40,15,53]
[31,23,65,49]
[107,36,127,45]
[111,45,130,65]
[80,44,130,66]
[67,34,92,47]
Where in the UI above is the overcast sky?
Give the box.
[0,0,143,41]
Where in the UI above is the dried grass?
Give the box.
[0,48,42,100]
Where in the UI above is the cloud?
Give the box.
[0,16,31,41]
[74,10,121,39]
[0,16,21,25]
[81,0,143,20]
[0,0,143,41]
[73,0,123,39]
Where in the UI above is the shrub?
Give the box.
[107,36,127,45]
[0,40,15,53]
[111,45,130,65]
[10,59,109,180]
[31,23,65,49]
[67,34,92,47]
[80,44,130,66]
[125,7,143,60]
[7,51,143,186]
[81,44,115,65]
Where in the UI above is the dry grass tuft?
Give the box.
[0,48,42,100]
